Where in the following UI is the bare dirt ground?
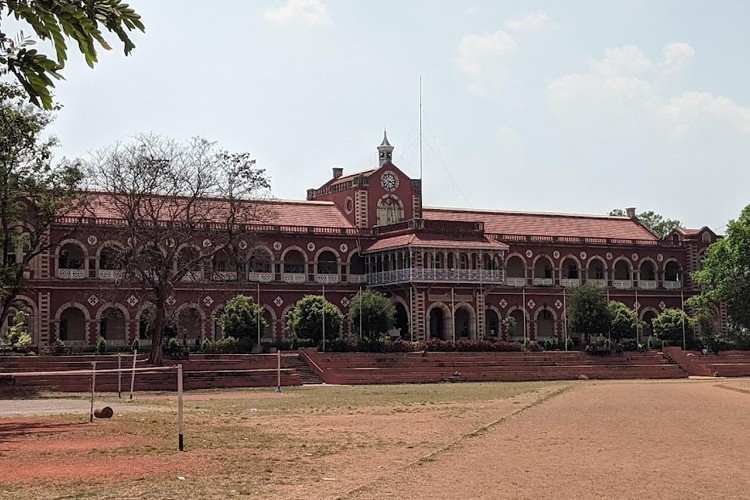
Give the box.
[349,379,750,500]
[1,379,750,499]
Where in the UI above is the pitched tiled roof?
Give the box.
[82,193,355,229]
[423,207,657,241]
[365,233,508,253]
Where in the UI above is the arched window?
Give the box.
[317,250,338,274]
[283,249,305,274]
[376,196,403,226]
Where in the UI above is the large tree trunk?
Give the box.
[148,299,166,365]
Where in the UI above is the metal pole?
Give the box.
[322,284,326,352]
[563,288,568,351]
[681,275,686,350]
[177,364,184,452]
[117,352,122,398]
[635,288,639,346]
[522,287,527,345]
[451,286,455,343]
[359,286,363,339]
[275,349,282,393]
[257,281,261,348]
[129,349,137,400]
[90,361,96,423]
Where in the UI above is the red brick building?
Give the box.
[4,134,721,348]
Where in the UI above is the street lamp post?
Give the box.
[679,273,686,350]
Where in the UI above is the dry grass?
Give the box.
[0,382,558,499]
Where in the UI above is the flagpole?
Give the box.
[680,273,686,350]
[634,288,639,346]
[522,287,527,345]
[451,286,455,343]
[256,281,261,347]
[563,287,567,351]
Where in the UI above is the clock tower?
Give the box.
[377,129,394,166]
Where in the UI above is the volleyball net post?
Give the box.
[0,364,185,452]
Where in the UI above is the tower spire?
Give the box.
[377,129,394,166]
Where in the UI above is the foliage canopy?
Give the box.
[566,283,612,338]
[609,209,681,238]
[0,0,145,108]
[348,290,395,340]
[0,82,84,330]
[692,205,750,332]
[219,294,267,342]
[286,295,342,345]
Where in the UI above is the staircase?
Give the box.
[285,353,324,385]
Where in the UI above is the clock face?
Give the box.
[381,172,397,191]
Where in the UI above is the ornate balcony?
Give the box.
[638,280,657,290]
[505,277,526,287]
[367,268,504,286]
[613,279,632,289]
[664,280,682,289]
[587,279,606,287]
[57,268,86,279]
[315,274,340,284]
[532,277,554,286]
[181,272,203,282]
[212,271,237,281]
[247,272,273,283]
[282,273,306,283]
[561,278,581,287]
[348,274,367,284]
[98,269,125,280]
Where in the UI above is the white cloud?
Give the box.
[264,0,332,27]
[591,45,654,77]
[661,42,695,75]
[547,43,750,226]
[505,11,552,35]
[456,30,518,94]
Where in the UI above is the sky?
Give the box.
[9,1,750,231]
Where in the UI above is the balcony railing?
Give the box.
[560,278,581,287]
[587,279,606,287]
[98,269,125,280]
[664,280,682,289]
[505,277,526,287]
[367,268,505,286]
[181,272,203,282]
[613,279,632,289]
[212,271,237,281]
[57,268,86,279]
[282,273,306,283]
[638,280,657,290]
[315,274,340,284]
[348,274,367,284]
[532,277,554,286]
[247,272,274,283]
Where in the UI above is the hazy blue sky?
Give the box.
[20,1,750,231]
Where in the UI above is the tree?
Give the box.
[566,283,612,341]
[348,290,395,339]
[286,295,342,346]
[0,82,84,331]
[609,209,681,238]
[1,0,145,109]
[692,205,750,332]
[608,301,640,341]
[84,134,272,364]
[502,316,517,337]
[652,308,694,347]
[219,294,267,343]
